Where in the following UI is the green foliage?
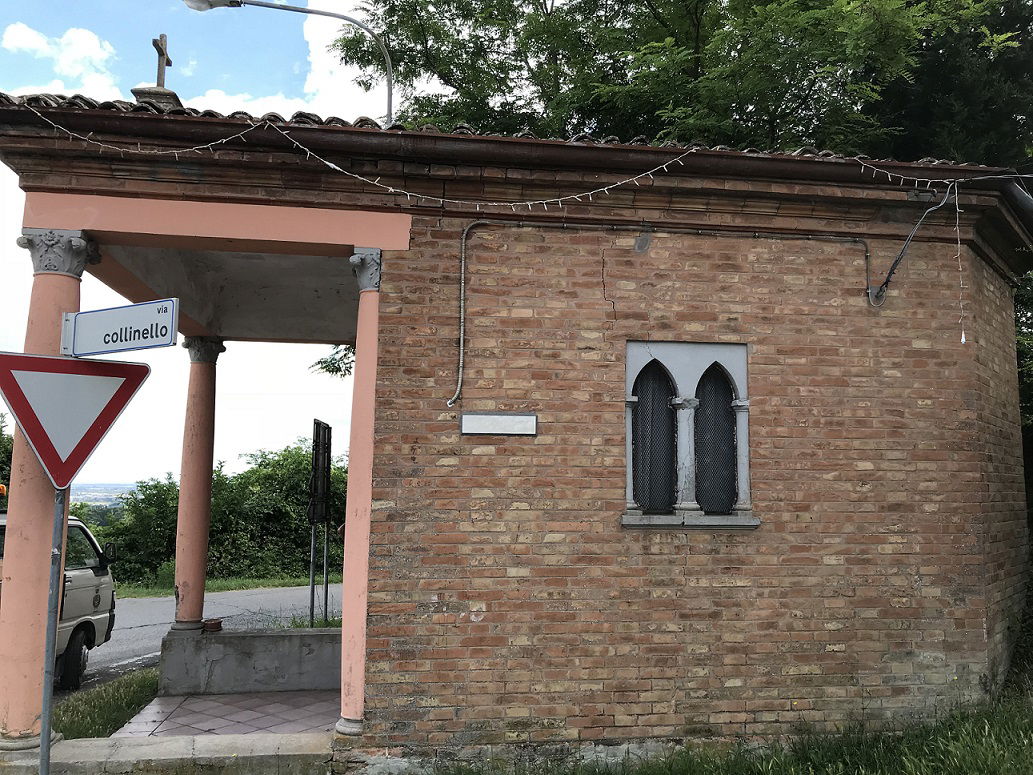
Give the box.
[96,443,347,586]
[69,502,123,528]
[333,0,722,138]
[335,0,1032,164]
[1016,273,1033,426]
[52,668,158,740]
[869,0,1033,166]
[286,614,343,628]
[312,344,356,378]
[91,475,181,586]
[116,573,341,598]
[0,412,12,511]
[650,0,929,151]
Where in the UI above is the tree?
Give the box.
[0,413,12,512]
[312,345,355,378]
[96,443,347,585]
[869,0,1033,167]
[333,0,1029,159]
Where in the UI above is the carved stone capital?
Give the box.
[17,229,99,278]
[183,336,225,364]
[731,399,750,412]
[670,397,700,410]
[350,247,382,292]
[625,396,638,407]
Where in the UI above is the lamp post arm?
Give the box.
[240,0,393,124]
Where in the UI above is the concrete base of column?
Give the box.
[335,717,363,736]
[170,620,204,632]
[0,731,62,751]
[675,501,702,514]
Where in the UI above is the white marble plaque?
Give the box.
[460,413,537,436]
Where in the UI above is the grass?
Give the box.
[284,614,342,628]
[115,574,342,598]
[52,668,158,740]
[431,697,1033,775]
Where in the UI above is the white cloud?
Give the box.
[181,57,198,78]
[183,1,386,121]
[185,88,315,118]
[1,23,122,100]
[301,0,386,122]
[1,22,50,56]
[0,12,360,484]
[300,1,445,123]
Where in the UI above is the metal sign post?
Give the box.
[39,486,66,775]
[0,352,149,771]
[307,420,332,626]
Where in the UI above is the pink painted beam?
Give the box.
[23,193,411,254]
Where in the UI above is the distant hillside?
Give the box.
[70,483,135,506]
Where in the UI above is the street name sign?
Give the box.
[61,298,179,357]
[0,353,150,489]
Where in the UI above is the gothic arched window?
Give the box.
[623,341,755,529]
[694,363,737,514]
[631,360,677,514]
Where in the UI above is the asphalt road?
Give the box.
[68,583,342,695]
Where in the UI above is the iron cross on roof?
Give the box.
[152,34,172,88]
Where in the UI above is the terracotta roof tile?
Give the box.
[0,90,992,169]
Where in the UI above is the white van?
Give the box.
[0,514,116,690]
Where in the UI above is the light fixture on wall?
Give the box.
[182,0,394,124]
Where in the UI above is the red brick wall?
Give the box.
[971,256,1028,685]
[364,209,1026,749]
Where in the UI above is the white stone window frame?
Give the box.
[622,341,758,530]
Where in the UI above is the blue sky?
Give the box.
[0,1,387,120]
[1,0,309,103]
[0,1,386,484]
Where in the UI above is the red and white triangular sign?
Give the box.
[0,352,150,489]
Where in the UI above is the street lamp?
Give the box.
[183,0,394,125]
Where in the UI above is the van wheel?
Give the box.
[58,628,89,691]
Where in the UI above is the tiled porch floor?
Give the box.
[114,690,338,736]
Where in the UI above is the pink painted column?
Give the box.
[172,337,225,629]
[337,248,382,736]
[0,230,96,744]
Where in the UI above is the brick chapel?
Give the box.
[0,88,1029,751]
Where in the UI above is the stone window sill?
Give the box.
[621,511,760,530]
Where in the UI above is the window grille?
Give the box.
[632,360,677,513]
[694,364,737,514]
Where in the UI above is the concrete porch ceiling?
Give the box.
[23,193,411,344]
[101,246,359,344]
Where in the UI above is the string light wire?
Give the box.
[21,102,1030,215]
[23,103,266,156]
[955,186,967,345]
[19,104,1027,352]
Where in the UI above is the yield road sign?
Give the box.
[0,352,150,489]
[61,298,179,357]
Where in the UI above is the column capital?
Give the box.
[183,336,225,364]
[671,397,700,410]
[350,247,382,292]
[731,399,750,411]
[17,229,99,278]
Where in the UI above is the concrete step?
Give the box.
[0,731,332,774]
